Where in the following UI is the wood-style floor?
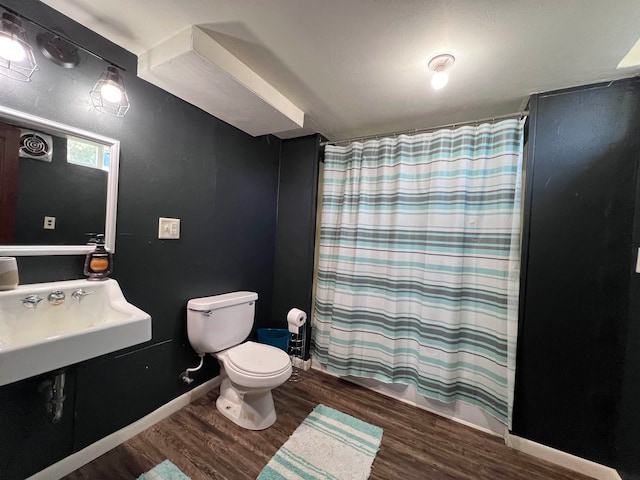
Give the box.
[64,369,593,480]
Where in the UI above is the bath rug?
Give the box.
[257,404,383,480]
[137,459,191,480]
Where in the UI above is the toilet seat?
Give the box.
[226,341,290,377]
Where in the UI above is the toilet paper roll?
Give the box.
[287,307,307,334]
[0,257,19,291]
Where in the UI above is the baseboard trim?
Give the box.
[505,433,621,480]
[27,376,221,480]
[292,357,312,370]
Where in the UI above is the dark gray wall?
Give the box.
[0,1,281,478]
[271,135,321,358]
[513,79,640,478]
[618,91,640,480]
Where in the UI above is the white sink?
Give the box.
[0,278,151,386]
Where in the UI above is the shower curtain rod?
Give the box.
[319,110,529,147]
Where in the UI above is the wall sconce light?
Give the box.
[428,54,455,90]
[0,12,38,81]
[1,8,131,116]
[89,66,130,117]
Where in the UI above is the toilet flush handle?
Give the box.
[201,310,212,316]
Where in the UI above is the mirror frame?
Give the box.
[0,105,119,256]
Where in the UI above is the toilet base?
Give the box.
[216,377,277,430]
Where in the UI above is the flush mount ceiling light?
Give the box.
[89,66,130,117]
[0,12,38,81]
[428,53,455,90]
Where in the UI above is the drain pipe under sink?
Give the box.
[180,354,205,384]
[38,371,66,423]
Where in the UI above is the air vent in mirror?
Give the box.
[19,129,53,162]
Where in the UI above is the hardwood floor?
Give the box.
[64,369,594,480]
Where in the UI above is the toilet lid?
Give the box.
[227,341,291,375]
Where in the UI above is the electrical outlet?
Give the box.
[158,217,180,239]
[44,216,56,230]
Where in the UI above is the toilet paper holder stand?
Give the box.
[288,322,306,383]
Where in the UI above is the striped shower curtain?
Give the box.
[313,119,524,427]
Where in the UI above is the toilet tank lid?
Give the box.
[188,291,258,311]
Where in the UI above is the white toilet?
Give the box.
[187,291,292,430]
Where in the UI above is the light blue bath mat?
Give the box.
[137,459,191,480]
[257,404,383,480]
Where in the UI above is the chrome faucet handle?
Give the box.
[71,288,94,303]
[22,294,44,310]
[48,290,66,306]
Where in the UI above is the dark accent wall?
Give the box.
[618,105,640,479]
[513,78,640,477]
[0,1,281,478]
[271,135,321,357]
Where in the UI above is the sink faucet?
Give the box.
[48,290,65,306]
[71,288,94,303]
[21,294,43,310]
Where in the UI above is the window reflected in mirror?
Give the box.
[67,136,110,171]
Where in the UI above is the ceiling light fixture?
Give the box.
[428,54,455,90]
[0,12,38,81]
[89,66,130,117]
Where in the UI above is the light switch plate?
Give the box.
[158,217,180,239]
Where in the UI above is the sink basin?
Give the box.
[0,278,151,386]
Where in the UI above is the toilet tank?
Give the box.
[187,291,257,354]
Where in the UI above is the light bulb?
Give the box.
[0,35,26,62]
[101,82,123,103]
[431,70,449,89]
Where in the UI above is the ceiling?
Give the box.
[40,0,640,141]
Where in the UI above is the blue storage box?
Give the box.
[257,328,290,352]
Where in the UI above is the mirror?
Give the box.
[0,105,119,255]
